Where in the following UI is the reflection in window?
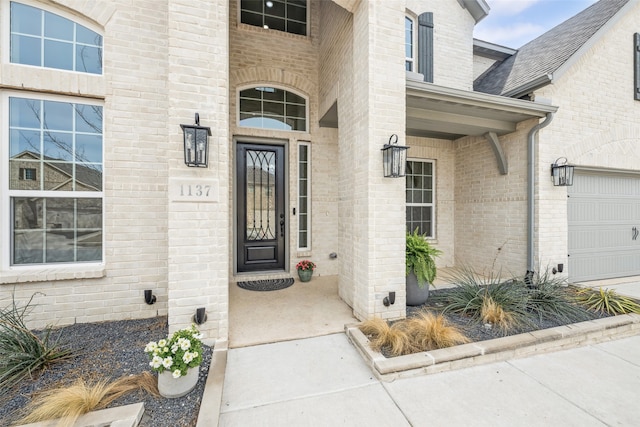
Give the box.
[406,160,435,237]
[239,87,306,131]
[240,0,307,36]
[12,197,102,264]
[9,97,103,192]
[8,96,104,266]
[10,2,103,74]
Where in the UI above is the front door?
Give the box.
[236,143,286,272]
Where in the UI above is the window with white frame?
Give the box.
[298,142,310,250]
[240,0,307,36]
[6,94,104,265]
[10,1,103,74]
[406,159,435,237]
[239,86,307,132]
[405,16,414,72]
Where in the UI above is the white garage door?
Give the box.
[568,171,640,282]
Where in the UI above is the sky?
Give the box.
[474,0,599,48]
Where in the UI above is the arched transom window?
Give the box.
[239,87,307,132]
[10,2,103,74]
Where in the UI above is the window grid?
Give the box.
[405,16,414,72]
[7,95,104,266]
[239,87,307,132]
[298,143,310,250]
[406,160,435,238]
[10,2,103,74]
[240,0,307,36]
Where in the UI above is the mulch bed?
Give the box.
[0,316,212,427]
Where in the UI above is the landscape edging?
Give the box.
[345,313,640,382]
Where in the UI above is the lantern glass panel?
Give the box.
[183,127,196,165]
[552,164,575,186]
[195,128,209,166]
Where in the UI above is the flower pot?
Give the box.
[297,268,313,282]
[158,366,199,398]
[406,271,430,306]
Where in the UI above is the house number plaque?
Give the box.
[169,178,218,203]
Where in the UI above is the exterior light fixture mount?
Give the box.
[382,134,409,178]
[550,157,575,186]
[193,307,207,325]
[180,113,211,167]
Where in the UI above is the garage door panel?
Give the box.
[568,172,640,282]
[570,252,640,281]
[569,227,636,250]
[569,200,636,222]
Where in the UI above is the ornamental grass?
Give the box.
[0,292,71,391]
[574,287,640,315]
[18,372,159,427]
[359,311,469,357]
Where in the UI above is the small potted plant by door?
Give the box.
[296,259,316,282]
[145,324,203,398]
[406,228,442,306]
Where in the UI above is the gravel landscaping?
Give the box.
[408,287,610,345]
[0,316,212,427]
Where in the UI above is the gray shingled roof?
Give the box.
[474,0,630,97]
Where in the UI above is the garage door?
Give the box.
[568,171,640,282]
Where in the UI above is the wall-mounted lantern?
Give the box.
[382,134,410,177]
[180,113,211,167]
[550,157,575,186]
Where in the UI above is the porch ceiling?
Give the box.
[406,79,558,140]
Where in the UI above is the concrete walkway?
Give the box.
[218,333,640,426]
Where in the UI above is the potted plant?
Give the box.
[296,259,316,282]
[406,228,442,306]
[144,324,203,398]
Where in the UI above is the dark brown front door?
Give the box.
[236,143,286,272]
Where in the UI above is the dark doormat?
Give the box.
[237,278,295,291]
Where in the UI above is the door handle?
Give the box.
[279,213,285,237]
[633,227,639,241]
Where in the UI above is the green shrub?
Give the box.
[523,269,592,323]
[406,228,442,287]
[0,293,71,391]
[435,267,530,333]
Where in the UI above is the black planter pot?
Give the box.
[406,271,430,306]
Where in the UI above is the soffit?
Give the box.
[406,80,558,140]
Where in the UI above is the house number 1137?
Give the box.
[170,178,218,203]
[180,184,211,197]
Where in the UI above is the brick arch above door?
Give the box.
[231,67,314,100]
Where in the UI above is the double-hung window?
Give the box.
[10,1,103,74]
[406,160,435,237]
[4,3,105,267]
[7,95,104,265]
[405,16,414,71]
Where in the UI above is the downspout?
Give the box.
[526,112,554,284]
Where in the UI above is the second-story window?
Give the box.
[405,16,414,71]
[240,0,307,36]
[10,2,103,74]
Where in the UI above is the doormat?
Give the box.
[237,278,295,292]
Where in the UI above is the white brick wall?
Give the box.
[406,0,475,90]
[0,0,231,341]
[1,0,536,337]
[534,1,640,277]
[454,121,535,275]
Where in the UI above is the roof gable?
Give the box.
[474,0,632,97]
